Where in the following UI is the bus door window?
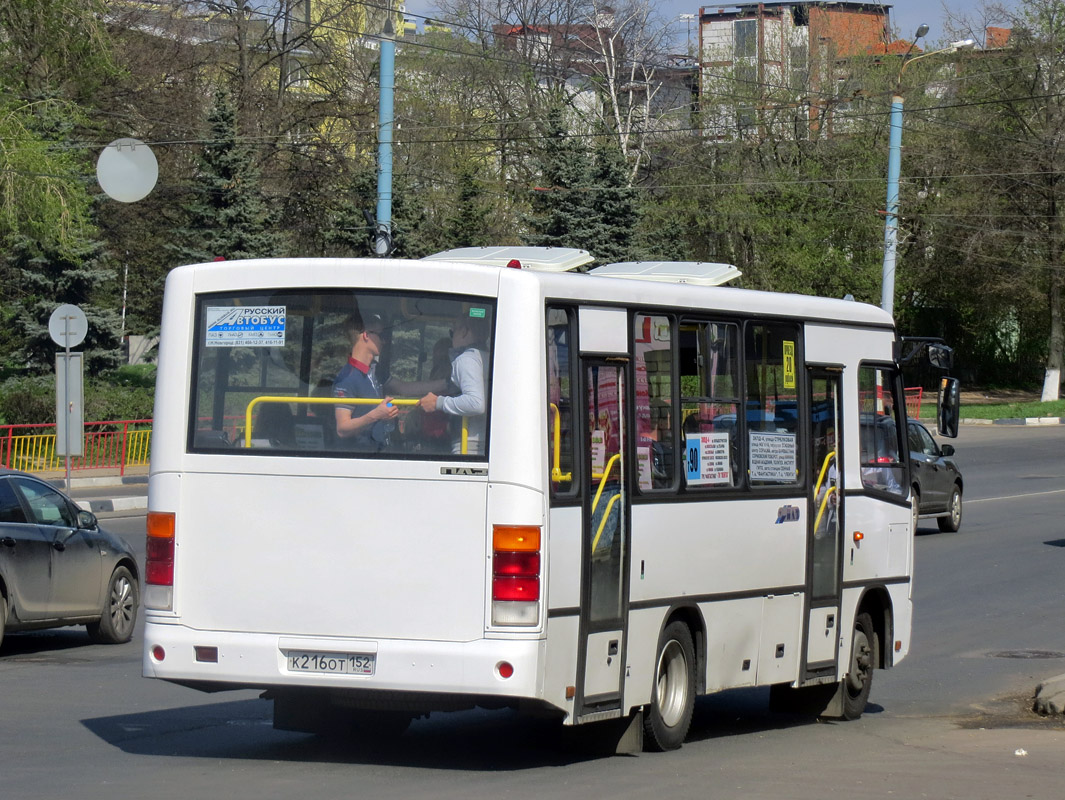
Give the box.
[810,374,842,600]
[858,366,905,496]
[586,364,626,622]
[633,314,675,491]
[678,321,740,489]
[745,323,801,487]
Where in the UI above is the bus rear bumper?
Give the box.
[142,621,548,705]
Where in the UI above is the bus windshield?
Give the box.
[188,288,495,458]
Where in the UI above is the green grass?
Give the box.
[959,399,1065,420]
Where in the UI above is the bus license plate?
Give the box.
[287,651,375,675]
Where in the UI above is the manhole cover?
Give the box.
[988,650,1065,660]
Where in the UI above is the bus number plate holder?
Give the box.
[286,651,375,675]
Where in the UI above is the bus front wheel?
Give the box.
[642,621,696,751]
[842,612,876,720]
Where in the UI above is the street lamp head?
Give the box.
[914,23,930,40]
[950,38,977,51]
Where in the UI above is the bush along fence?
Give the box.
[0,419,152,475]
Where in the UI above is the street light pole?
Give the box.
[880,29,975,317]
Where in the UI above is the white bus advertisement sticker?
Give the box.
[205,306,286,347]
[685,432,731,486]
[749,430,796,482]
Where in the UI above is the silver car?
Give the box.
[0,469,139,650]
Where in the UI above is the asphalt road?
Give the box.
[3,425,1064,799]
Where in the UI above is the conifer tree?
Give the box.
[172,89,285,264]
[526,105,595,251]
[587,133,641,263]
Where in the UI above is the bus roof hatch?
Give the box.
[423,246,594,272]
[590,261,742,286]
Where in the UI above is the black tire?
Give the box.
[938,484,963,532]
[642,620,696,751]
[842,612,876,720]
[0,593,6,652]
[87,566,138,644]
[910,488,920,534]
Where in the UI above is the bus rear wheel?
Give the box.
[642,621,695,751]
[842,612,875,720]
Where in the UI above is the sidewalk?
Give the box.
[43,465,149,513]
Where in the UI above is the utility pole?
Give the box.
[375,12,396,257]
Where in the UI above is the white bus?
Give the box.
[143,249,958,751]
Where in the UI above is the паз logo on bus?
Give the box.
[775,505,800,524]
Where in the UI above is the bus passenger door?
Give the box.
[805,370,843,673]
[577,360,630,719]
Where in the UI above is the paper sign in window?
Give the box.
[684,432,731,486]
[749,431,797,482]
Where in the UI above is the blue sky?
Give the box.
[399,1,1023,49]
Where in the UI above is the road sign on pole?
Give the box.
[49,304,87,492]
[55,353,84,457]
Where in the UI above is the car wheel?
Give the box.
[87,566,139,644]
[642,620,696,751]
[842,612,876,720]
[910,488,920,534]
[938,484,962,532]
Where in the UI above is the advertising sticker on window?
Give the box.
[205,306,286,347]
[685,432,731,486]
[749,431,797,482]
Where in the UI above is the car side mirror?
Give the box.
[77,509,98,530]
[940,444,955,457]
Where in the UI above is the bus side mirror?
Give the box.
[937,376,960,438]
[928,344,953,370]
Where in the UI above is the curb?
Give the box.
[961,417,1065,426]
[76,495,148,513]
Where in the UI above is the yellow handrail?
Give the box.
[814,485,837,531]
[591,492,621,553]
[591,453,621,513]
[549,403,565,482]
[814,451,835,497]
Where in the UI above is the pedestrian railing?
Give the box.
[0,419,152,475]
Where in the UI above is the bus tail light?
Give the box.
[492,525,541,626]
[145,511,176,611]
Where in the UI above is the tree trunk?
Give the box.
[1042,269,1063,401]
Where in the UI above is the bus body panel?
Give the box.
[142,624,546,699]
[167,470,489,642]
[629,498,807,604]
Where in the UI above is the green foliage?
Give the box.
[586,134,642,263]
[0,372,155,426]
[171,89,287,264]
[526,105,597,250]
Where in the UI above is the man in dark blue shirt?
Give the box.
[333,314,398,450]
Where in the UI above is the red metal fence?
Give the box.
[0,420,152,476]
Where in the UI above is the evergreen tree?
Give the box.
[444,165,491,249]
[6,232,122,376]
[587,134,641,263]
[172,89,285,264]
[526,105,595,251]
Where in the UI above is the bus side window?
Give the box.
[678,320,740,490]
[547,307,577,498]
[634,313,675,491]
[745,322,801,487]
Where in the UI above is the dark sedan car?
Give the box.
[0,469,139,650]
[907,420,963,532]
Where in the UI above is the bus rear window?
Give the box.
[188,289,495,458]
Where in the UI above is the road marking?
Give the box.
[969,488,1065,504]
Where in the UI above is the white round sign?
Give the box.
[96,138,158,203]
[49,304,88,349]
